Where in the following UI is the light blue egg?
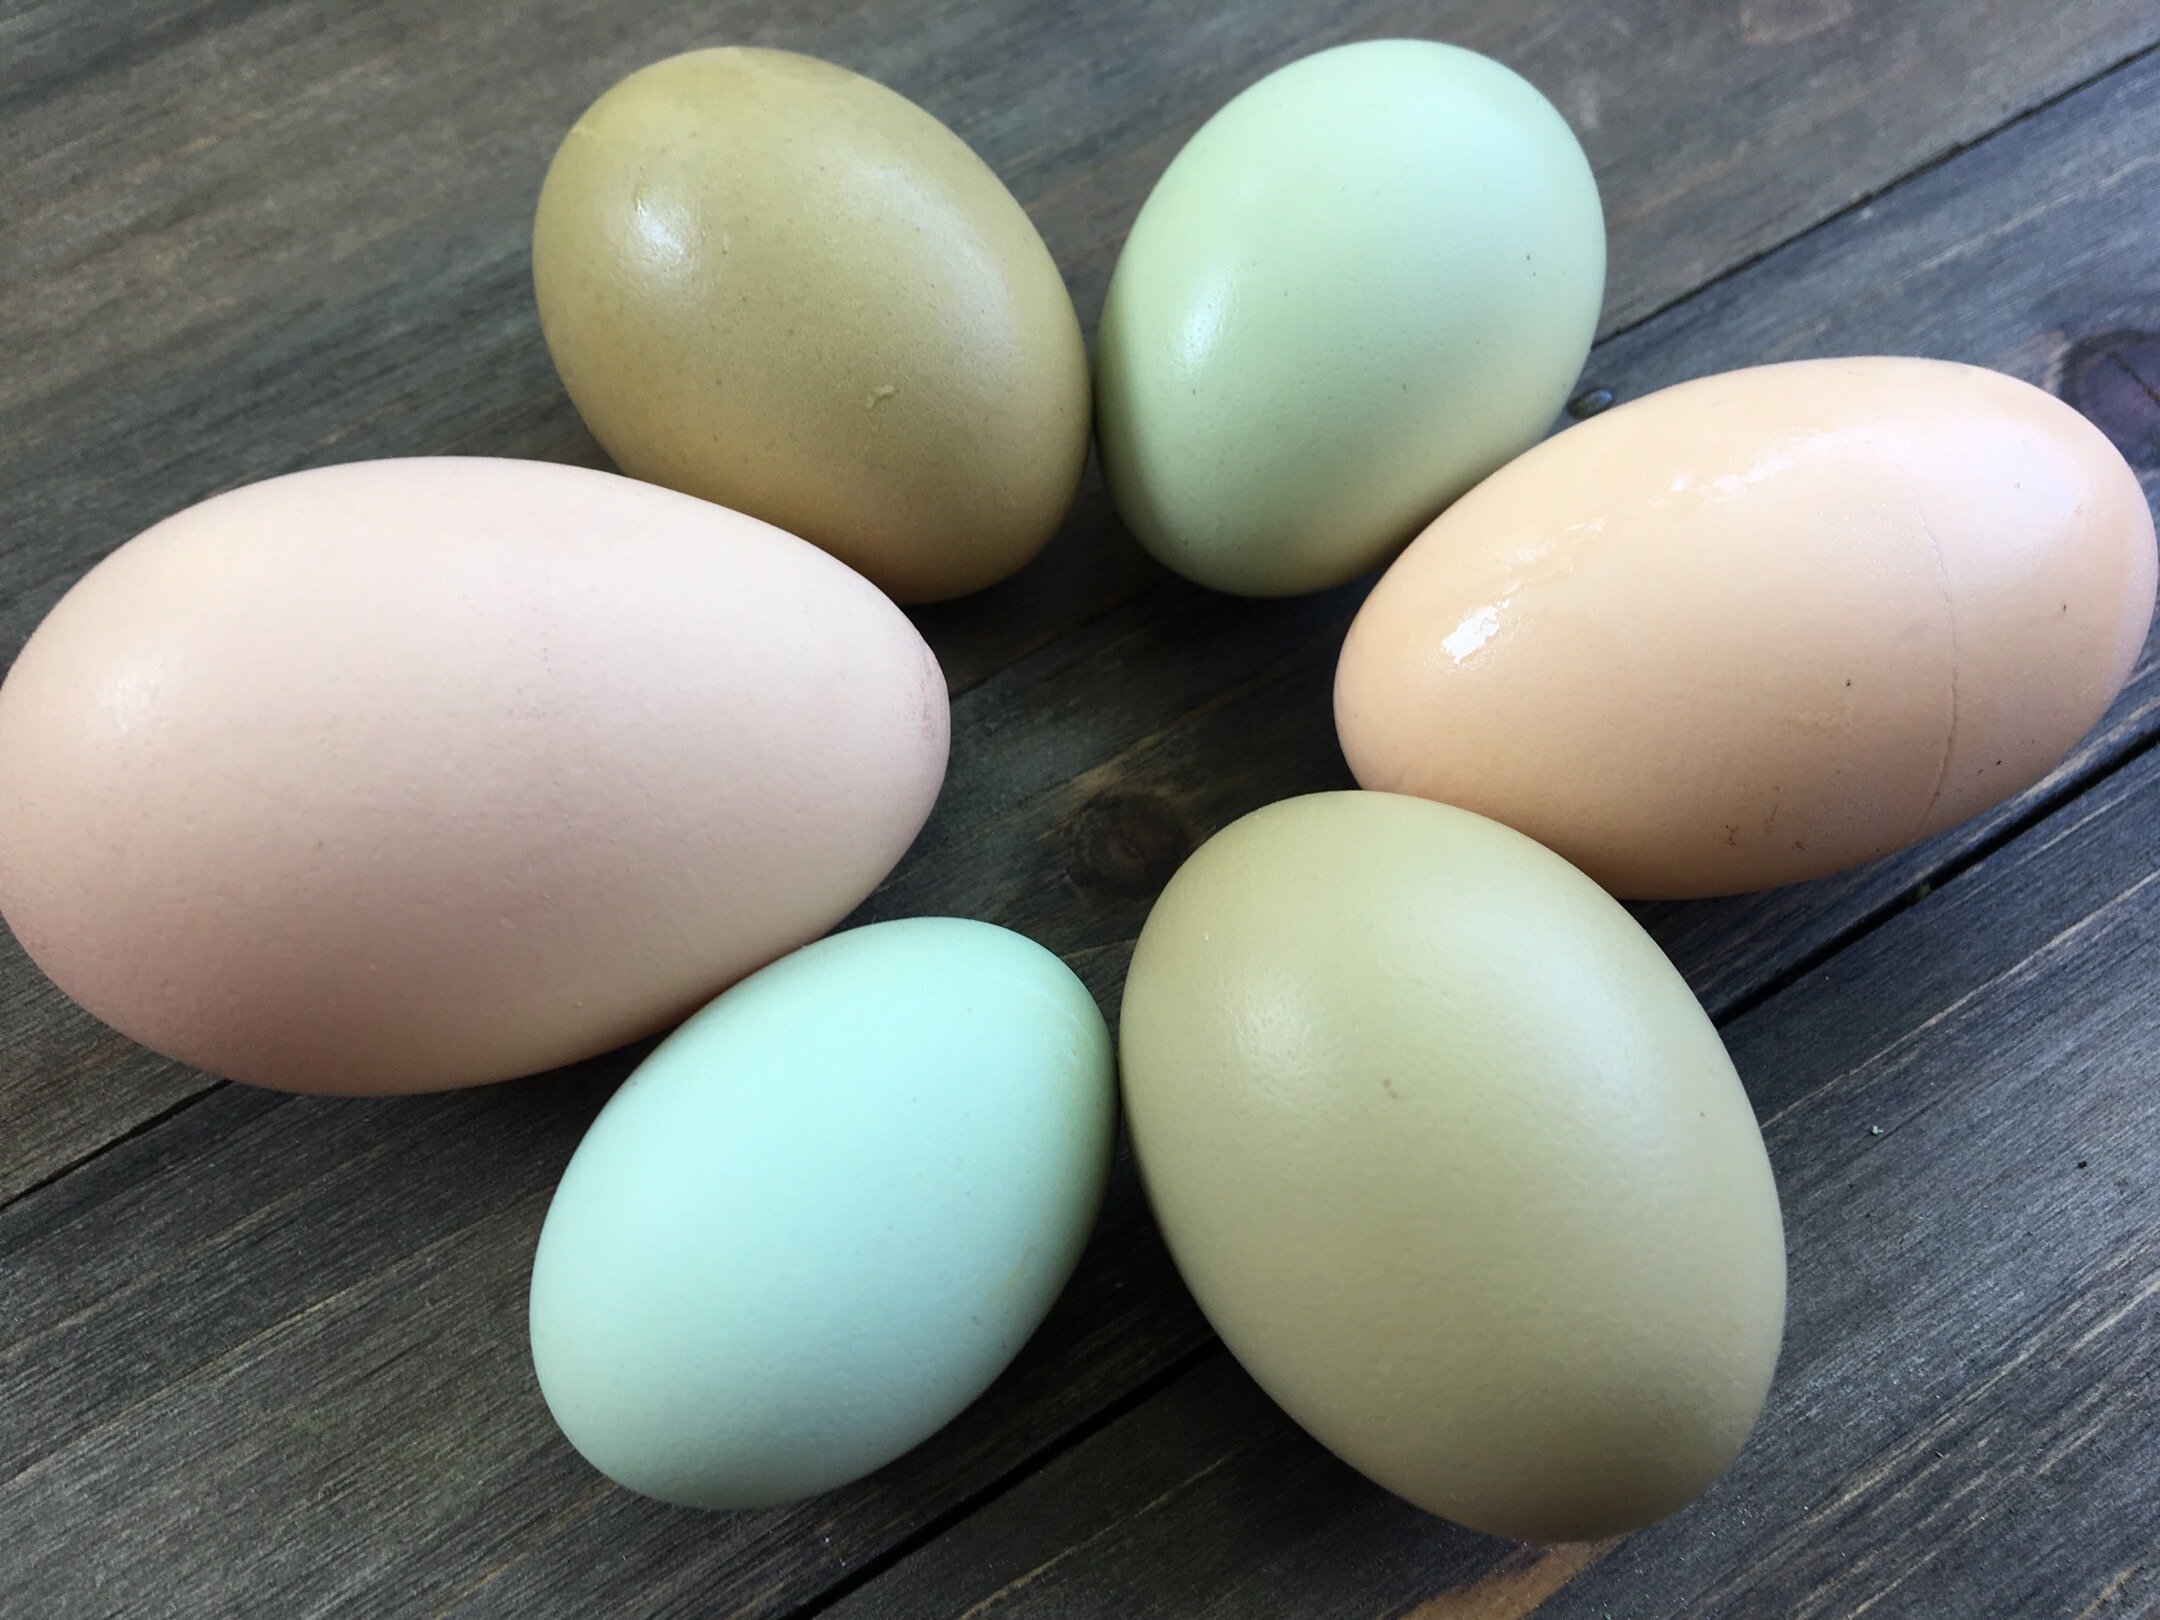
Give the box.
[527,916,1115,1509]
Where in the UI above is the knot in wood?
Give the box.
[2058,330,2160,469]
[1064,792,1192,899]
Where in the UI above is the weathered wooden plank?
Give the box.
[8,20,2160,1620]
[7,0,2160,1202]
[865,31,2160,1027]
[424,44,2160,1611]
[25,0,2142,684]
[4,27,2159,1620]
[0,1071,1208,1618]
[820,732,2160,1620]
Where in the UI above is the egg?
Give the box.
[1336,357,2158,898]
[532,48,1090,604]
[1094,39,1604,597]
[528,917,1115,1508]
[0,458,948,1095]
[1121,792,1785,1543]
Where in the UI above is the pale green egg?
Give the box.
[1096,39,1606,596]
[528,917,1115,1509]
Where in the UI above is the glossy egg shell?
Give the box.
[0,458,949,1094]
[529,917,1116,1509]
[533,48,1091,603]
[1095,39,1604,596]
[1120,792,1786,1543]
[1337,358,2157,897]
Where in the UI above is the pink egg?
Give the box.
[1336,358,2155,898]
[0,458,949,1094]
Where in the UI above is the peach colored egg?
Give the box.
[0,458,949,1094]
[1336,358,2155,898]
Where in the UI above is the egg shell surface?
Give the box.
[1120,792,1786,1543]
[533,47,1091,604]
[0,457,949,1095]
[1094,38,1605,597]
[1336,357,2157,897]
[528,916,1116,1509]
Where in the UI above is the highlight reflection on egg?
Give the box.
[1338,357,2157,897]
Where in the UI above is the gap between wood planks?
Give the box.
[4,15,2160,1620]
[9,27,2157,1228]
[4,34,2160,1615]
[777,715,2160,1620]
[790,698,2160,1618]
[757,40,2160,1603]
[922,25,2160,717]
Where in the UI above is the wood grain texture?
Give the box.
[3,4,2159,1619]
[446,38,2160,1611]
[825,728,2160,1620]
[7,0,2160,1203]
[861,32,2160,1030]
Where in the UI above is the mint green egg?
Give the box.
[527,917,1115,1509]
[1095,39,1605,597]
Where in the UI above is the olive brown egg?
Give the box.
[0,458,949,1095]
[1336,357,2158,897]
[533,47,1091,603]
[1120,792,1786,1543]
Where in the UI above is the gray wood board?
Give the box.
[826,711,2160,1620]
[853,32,2160,1032]
[4,29,2160,1620]
[8,0,2160,1203]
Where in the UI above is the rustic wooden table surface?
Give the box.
[5,2,2158,1616]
